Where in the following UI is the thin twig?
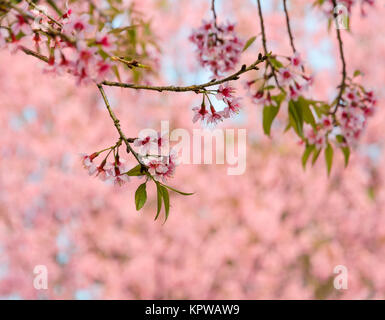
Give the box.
[331,0,347,115]
[282,0,305,72]
[283,0,296,54]
[102,59,264,92]
[25,0,63,28]
[211,0,218,28]
[97,84,144,165]
[256,0,283,91]
[20,46,49,63]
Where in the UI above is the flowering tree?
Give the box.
[0,0,377,220]
[0,0,384,299]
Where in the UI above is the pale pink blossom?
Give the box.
[216,84,236,101]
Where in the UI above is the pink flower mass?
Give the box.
[0,0,384,301]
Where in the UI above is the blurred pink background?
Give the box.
[0,0,384,299]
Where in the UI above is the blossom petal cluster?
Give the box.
[190,20,244,77]
[192,84,242,126]
[0,3,117,85]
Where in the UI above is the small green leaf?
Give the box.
[353,70,362,77]
[160,185,170,223]
[312,148,322,165]
[242,36,257,52]
[325,143,334,175]
[263,105,280,136]
[154,182,162,221]
[160,183,194,196]
[288,100,304,138]
[302,144,315,169]
[135,183,147,211]
[125,164,145,176]
[341,146,350,167]
[297,97,316,129]
[269,57,283,69]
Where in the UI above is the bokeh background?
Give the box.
[0,0,385,299]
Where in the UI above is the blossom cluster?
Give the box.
[135,133,179,182]
[0,2,118,85]
[247,53,313,108]
[335,84,376,146]
[192,84,242,125]
[304,82,376,149]
[189,19,244,77]
[82,132,179,185]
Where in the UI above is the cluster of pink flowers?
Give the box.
[134,132,179,181]
[0,2,115,85]
[335,86,376,146]
[247,53,313,107]
[277,54,313,101]
[189,20,244,77]
[82,132,179,184]
[304,84,376,149]
[192,84,241,125]
[304,115,333,149]
[81,153,130,186]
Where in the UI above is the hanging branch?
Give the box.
[283,0,297,54]
[211,0,218,28]
[282,0,305,73]
[97,84,144,166]
[256,0,283,91]
[331,0,347,115]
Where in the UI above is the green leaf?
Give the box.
[112,65,121,82]
[288,100,304,138]
[242,36,257,52]
[160,183,194,196]
[263,105,280,136]
[341,146,350,167]
[160,185,170,223]
[353,70,362,77]
[297,97,316,129]
[135,183,147,211]
[271,92,286,106]
[325,143,334,175]
[269,57,283,69]
[154,182,163,221]
[302,144,315,169]
[125,164,145,176]
[312,148,322,165]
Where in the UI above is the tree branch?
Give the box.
[256,0,283,91]
[102,58,264,92]
[211,0,218,28]
[96,84,144,165]
[283,0,296,54]
[331,0,347,115]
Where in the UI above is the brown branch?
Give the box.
[331,0,347,115]
[20,46,49,63]
[283,0,297,54]
[256,0,283,91]
[97,84,144,165]
[102,58,264,92]
[211,0,218,28]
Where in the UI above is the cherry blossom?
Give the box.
[216,84,236,101]
[190,19,244,77]
[192,103,209,123]
[81,153,98,176]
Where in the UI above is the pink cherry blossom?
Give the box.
[216,84,236,101]
[192,104,209,123]
[190,19,244,76]
[81,153,98,176]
